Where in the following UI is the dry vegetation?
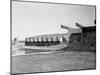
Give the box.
[12,50,96,74]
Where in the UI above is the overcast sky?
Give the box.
[12,1,95,40]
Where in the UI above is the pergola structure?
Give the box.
[25,36,66,46]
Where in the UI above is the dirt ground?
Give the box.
[12,50,96,74]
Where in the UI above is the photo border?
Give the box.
[10,0,96,74]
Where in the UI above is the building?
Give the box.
[68,23,96,52]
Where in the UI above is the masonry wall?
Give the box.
[68,31,96,52]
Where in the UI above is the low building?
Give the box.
[68,24,96,52]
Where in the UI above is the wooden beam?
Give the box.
[61,25,71,29]
[76,22,85,28]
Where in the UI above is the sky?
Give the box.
[12,1,96,40]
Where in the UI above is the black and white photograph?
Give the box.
[11,0,96,74]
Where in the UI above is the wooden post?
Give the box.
[56,37,59,43]
[37,37,39,42]
[41,37,43,42]
[51,37,53,43]
[46,37,48,42]
[32,38,34,43]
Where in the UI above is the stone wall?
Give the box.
[68,32,96,52]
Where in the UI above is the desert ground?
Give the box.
[12,49,96,74]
